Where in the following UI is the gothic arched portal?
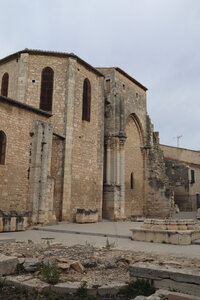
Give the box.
[124,114,145,217]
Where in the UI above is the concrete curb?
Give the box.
[34,226,131,239]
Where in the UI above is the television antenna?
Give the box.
[173,135,183,147]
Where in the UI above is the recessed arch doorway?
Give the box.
[124,114,145,217]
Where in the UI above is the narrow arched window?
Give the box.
[82,78,91,122]
[130,172,134,189]
[0,131,6,165]
[40,67,54,111]
[1,73,9,97]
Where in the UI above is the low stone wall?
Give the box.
[131,219,200,245]
[0,211,28,232]
[130,262,200,297]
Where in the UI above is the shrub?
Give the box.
[40,262,60,285]
[119,278,156,298]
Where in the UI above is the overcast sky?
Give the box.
[0,0,200,150]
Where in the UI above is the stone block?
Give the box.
[71,261,85,273]
[76,209,98,223]
[197,208,200,219]
[98,283,127,296]
[0,254,18,276]
[0,218,3,232]
[51,282,81,294]
[5,275,49,292]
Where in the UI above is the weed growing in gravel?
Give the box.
[119,278,156,298]
[105,238,115,249]
[72,281,96,300]
[40,262,60,285]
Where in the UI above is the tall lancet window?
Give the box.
[40,67,54,111]
[82,78,91,122]
[1,73,9,97]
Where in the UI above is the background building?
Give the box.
[161,144,200,211]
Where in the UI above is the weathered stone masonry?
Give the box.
[0,49,173,228]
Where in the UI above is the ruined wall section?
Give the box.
[29,120,56,224]
[145,116,171,217]
[97,67,148,219]
[161,145,200,211]
[164,158,190,210]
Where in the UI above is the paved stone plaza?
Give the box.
[0,220,200,258]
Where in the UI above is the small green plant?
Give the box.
[0,280,5,290]
[119,278,156,298]
[16,263,24,274]
[85,241,91,246]
[40,262,60,285]
[28,239,33,244]
[105,238,115,249]
[73,281,96,300]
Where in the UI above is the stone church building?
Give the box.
[0,49,172,227]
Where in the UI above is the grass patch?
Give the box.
[119,278,156,298]
[40,262,60,285]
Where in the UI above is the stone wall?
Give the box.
[26,54,68,135]
[64,61,104,221]
[0,59,19,100]
[0,97,50,222]
[97,67,171,219]
[145,124,171,217]
[125,116,144,217]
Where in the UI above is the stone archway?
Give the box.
[124,114,144,217]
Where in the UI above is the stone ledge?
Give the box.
[3,275,49,292]
[130,228,200,244]
[130,263,200,296]
[98,282,128,296]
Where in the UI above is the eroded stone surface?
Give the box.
[0,254,18,276]
[130,263,200,296]
[51,282,81,294]
[5,275,49,292]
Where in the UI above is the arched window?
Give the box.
[1,73,9,97]
[0,131,6,165]
[82,78,91,122]
[40,67,54,111]
[130,172,134,189]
